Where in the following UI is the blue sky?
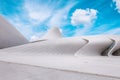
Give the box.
[0,0,120,40]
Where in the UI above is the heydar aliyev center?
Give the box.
[1,15,120,80]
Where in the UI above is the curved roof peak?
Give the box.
[42,27,62,39]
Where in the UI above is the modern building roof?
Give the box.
[0,16,120,80]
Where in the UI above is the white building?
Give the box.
[0,16,120,80]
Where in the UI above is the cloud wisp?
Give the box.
[105,28,120,35]
[24,0,76,27]
[113,0,120,13]
[22,0,77,41]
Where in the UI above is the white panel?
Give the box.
[0,37,87,56]
[0,16,28,49]
[75,35,112,56]
[107,35,120,56]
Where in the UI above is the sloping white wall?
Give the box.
[0,37,87,56]
[0,16,28,49]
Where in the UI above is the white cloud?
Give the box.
[24,0,76,27]
[22,0,77,40]
[71,8,97,26]
[30,36,40,41]
[6,0,77,41]
[113,0,120,13]
[48,2,76,27]
[71,8,98,36]
[48,8,68,27]
[24,1,53,23]
[30,32,45,41]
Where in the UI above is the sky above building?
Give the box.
[0,0,120,40]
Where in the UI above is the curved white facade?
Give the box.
[107,35,120,56]
[75,35,113,56]
[0,16,120,79]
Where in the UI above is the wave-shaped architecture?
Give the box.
[0,16,120,80]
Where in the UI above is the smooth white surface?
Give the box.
[107,35,120,56]
[0,25,120,79]
[42,27,62,40]
[75,35,113,56]
[0,38,87,56]
[0,16,28,49]
[0,55,120,78]
[0,36,120,78]
[0,61,119,80]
